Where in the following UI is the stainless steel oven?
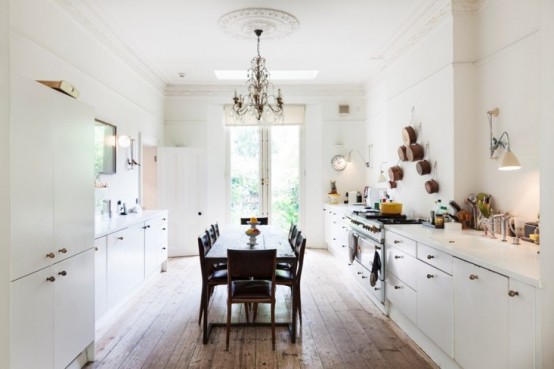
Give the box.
[348,226,385,304]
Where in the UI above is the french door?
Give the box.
[228,125,301,229]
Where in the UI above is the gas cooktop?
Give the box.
[351,208,421,225]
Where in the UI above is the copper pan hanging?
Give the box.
[402,106,418,146]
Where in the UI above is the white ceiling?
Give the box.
[81,0,433,87]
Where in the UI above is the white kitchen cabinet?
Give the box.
[508,279,536,369]
[10,76,95,369]
[416,260,453,357]
[158,147,205,257]
[107,224,144,306]
[144,214,168,277]
[386,231,418,323]
[95,236,108,320]
[10,76,94,281]
[324,206,350,262]
[453,257,509,369]
[54,250,95,369]
[11,250,94,369]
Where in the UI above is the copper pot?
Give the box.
[388,165,404,181]
[425,179,439,194]
[402,126,417,146]
[416,160,431,176]
[406,143,425,162]
[389,180,397,189]
[398,146,408,161]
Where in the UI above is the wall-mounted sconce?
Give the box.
[346,146,371,168]
[487,107,521,171]
[118,135,140,169]
[378,161,388,182]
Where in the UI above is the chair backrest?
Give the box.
[288,224,297,242]
[197,233,211,280]
[207,226,217,246]
[227,249,276,280]
[213,222,220,237]
[293,234,307,282]
[289,227,299,247]
[240,217,269,225]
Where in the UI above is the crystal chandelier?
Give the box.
[232,29,284,122]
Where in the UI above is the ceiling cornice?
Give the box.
[55,0,166,92]
[452,0,485,13]
[165,84,366,98]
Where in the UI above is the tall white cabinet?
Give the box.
[157,147,205,256]
[10,76,95,369]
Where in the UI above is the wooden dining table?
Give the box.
[202,225,298,344]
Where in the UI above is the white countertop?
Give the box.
[385,224,541,287]
[95,210,168,238]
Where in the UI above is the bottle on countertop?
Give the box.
[434,201,447,228]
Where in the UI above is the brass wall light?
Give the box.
[487,107,521,171]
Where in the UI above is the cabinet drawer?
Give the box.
[385,231,416,256]
[417,242,453,275]
[386,246,418,289]
[352,262,384,303]
[386,272,416,323]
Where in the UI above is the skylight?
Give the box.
[215,70,319,81]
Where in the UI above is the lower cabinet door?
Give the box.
[95,236,108,320]
[54,249,94,369]
[508,279,536,369]
[453,258,509,369]
[386,272,416,323]
[11,267,55,369]
[416,261,453,357]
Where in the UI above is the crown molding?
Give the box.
[55,0,166,92]
[452,0,485,13]
[165,84,366,98]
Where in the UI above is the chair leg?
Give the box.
[199,283,207,326]
[226,301,232,351]
[271,300,275,351]
[297,285,302,325]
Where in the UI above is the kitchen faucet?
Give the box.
[490,213,510,241]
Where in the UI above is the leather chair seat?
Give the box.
[231,280,272,299]
[208,269,227,282]
[276,269,293,281]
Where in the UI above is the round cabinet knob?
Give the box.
[46,276,56,282]
[198,212,202,216]
[361,276,368,279]
[508,290,519,297]
[162,228,167,231]
[394,240,401,244]
[162,218,166,221]
[58,248,67,254]
[117,236,124,240]
[162,247,167,250]
[394,255,403,259]
[426,255,434,259]
[469,274,479,280]
[426,274,434,279]
[58,270,67,276]
[394,286,401,289]
[46,252,55,259]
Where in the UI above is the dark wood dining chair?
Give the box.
[213,222,220,238]
[206,226,217,246]
[276,234,307,325]
[226,249,277,351]
[197,233,227,326]
[240,216,269,225]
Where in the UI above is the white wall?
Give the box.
[9,0,166,212]
[366,1,540,223]
[540,0,554,366]
[164,87,366,248]
[0,0,10,366]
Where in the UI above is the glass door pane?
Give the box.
[229,126,261,224]
[269,126,300,229]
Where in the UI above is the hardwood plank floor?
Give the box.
[85,249,438,369]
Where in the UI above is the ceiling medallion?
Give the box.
[218,8,299,40]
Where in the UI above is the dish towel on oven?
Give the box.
[370,251,381,287]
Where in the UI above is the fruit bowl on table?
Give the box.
[245,227,261,236]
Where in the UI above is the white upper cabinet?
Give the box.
[10,76,94,281]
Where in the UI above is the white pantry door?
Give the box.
[157,147,205,256]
